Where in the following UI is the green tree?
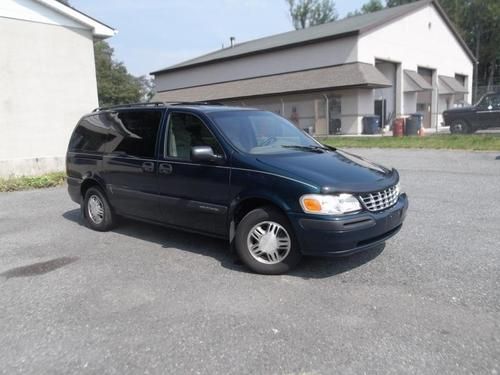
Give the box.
[94,41,152,106]
[362,0,384,13]
[347,0,384,17]
[286,0,338,29]
[385,0,415,6]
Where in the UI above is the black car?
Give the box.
[66,102,408,274]
[443,92,500,133]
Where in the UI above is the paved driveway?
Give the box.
[1,149,499,374]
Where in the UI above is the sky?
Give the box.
[70,0,366,77]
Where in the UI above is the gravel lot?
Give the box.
[1,149,499,375]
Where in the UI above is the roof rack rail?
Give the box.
[170,101,225,106]
[92,101,165,112]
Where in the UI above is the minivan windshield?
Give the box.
[209,110,323,154]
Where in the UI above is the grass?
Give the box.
[0,172,66,192]
[319,134,500,151]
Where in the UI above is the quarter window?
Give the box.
[165,113,222,160]
[68,115,109,152]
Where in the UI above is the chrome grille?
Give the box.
[359,185,399,212]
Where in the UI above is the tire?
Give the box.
[235,206,302,275]
[450,119,471,134]
[83,186,115,231]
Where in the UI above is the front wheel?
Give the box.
[450,119,471,134]
[235,206,302,274]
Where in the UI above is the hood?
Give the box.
[443,105,475,114]
[248,149,398,193]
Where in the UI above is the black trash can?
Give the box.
[362,115,380,134]
[405,113,423,135]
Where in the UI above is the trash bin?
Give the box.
[392,118,405,137]
[405,113,423,135]
[362,116,380,135]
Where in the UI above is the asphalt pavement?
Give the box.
[0,149,499,374]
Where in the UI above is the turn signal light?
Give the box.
[302,198,322,212]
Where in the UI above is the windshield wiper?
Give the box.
[281,145,332,153]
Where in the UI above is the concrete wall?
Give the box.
[155,36,358,92]
[0,17,98,177]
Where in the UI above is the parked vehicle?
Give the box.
[66,102,408,274]
[443,92,500,133]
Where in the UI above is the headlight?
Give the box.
[300,194,362,215]
[395,182,402,195]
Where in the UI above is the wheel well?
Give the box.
[451,118,470,127]
[232,198,283,228]
[80,179,102,197]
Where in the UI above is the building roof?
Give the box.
[34,0,115,38]
[154,62,392,102]
[151,0,474,75]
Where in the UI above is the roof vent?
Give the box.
[230,36,236,48]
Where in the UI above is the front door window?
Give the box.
[165,112,223,160]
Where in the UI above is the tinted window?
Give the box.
[68,115,109,153]
[108,110,162,159]
[165,112,222,160]
[209,110,318,154]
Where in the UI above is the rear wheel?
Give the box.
[83,186,115,231]
[235,206,301,274]
[450,119,471,134]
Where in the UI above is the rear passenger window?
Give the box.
[68,115,108,153]
[109,110,162,159]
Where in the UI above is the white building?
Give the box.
[153,0,474,135]
[0,0,115,177]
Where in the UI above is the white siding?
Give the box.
[0,17,99,176]
[155,36,359,91]
[0,0,86,29]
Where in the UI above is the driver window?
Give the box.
[479,95,493,109]
[165,113,223,160]
[491,95,500,109]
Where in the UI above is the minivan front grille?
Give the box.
[359,185,399,212]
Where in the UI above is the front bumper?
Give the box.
[288,193,409,256]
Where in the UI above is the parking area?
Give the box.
[0,149,499,374]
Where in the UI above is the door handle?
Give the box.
[159,163,173,175]
[141,161,155,173]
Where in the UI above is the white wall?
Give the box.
[358,3,474,125]
[0,17,99,177]
[155,36,358,92]
[403,92,417,115]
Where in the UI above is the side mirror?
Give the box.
[488,105,493,111]
[191,146,223,163]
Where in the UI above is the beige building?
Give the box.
[0,0,114,177]
[153,0,474,136]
